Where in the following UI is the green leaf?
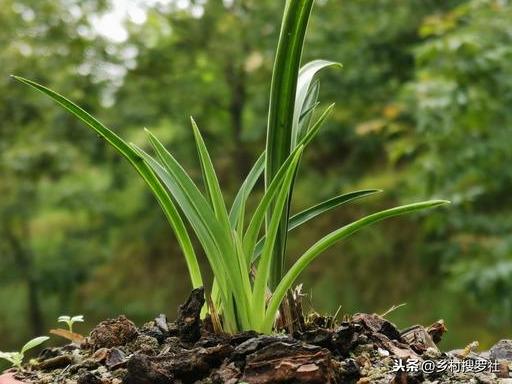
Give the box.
[133,143,239,328]
[292,60,342,147]
[230,100,333,239]
[290,189,382,229]
[132,141,227,281]
[71,315,84,323]
[190,117,230,228]
[298,80,320,135]
[21,336,50,355]
[265,0,315,289]
[252,189,382,261]
[262,200,450,332]
[0,352,15,361]
[252,147,304,324]
[229,153,265,230]
[0,352,20,367]
[243,144,307,264]
[135,133,253,331]
[12,76,203,289]
[143,130,232,258]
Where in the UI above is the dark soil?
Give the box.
[5,288,512,383]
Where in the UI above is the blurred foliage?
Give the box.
[0,0,511,353]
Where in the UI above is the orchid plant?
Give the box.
[13,0,448,334]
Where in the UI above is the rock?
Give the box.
[400,325,438,354]
[89,316,138,349]
[296,328,334,349]
[332,322,361,356]
[77,372,102,384]
[426,319,447,344]
[490,339,512,360]
[242,341,336,383]
[123,355,172,384]
[352,313,402,341]
[232,335,295,361]
[105,348,127,370]
[176,287,205,343]
[154,314,169,334]
[212,361,242,384]
[128,335,159,355]
[92,348,109,363]
[157,344,234,382]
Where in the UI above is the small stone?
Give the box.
[140,321,166,343]
[124,354,172,384]
[77,372,101,384]
[128,335,159,355]
[490,339,512,360]
[426,319,447,344]
[498,361,510,378]
[352,313,402,341]
[154,314,169,333]
[92,348,109,363]
[424,346,442,359]
[105,348,127,369]
[89,316,138,349]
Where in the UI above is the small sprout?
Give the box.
[58,315,84,333]
[0,336,50,368]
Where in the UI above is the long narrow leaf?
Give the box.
[132,145,227,287]
[141,132,253,330]
[190,117,230,228]
[292,60,342,147]
[252,189,382,261]
[229,153,265,229]
[252,147,304,325]
[243,144,307,264]
[298,80,320,135]
[145,130,231,254]
[132,143,247,331]
[230,101,333,237]
[290,189,382,230]
[265,0,315,289]
[12,76,203,288]
[262,200,450,332]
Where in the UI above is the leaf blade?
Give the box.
[229,154,265,229]
[252,189,382,261]
[292,60,342,147]
[190,117,231,228]
[21,336,50,355]
[12,76,203,289]
[265,0,315,289]
[263,200,450,332]
[252,147,304,324]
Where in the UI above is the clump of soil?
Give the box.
[5,288,512,383]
